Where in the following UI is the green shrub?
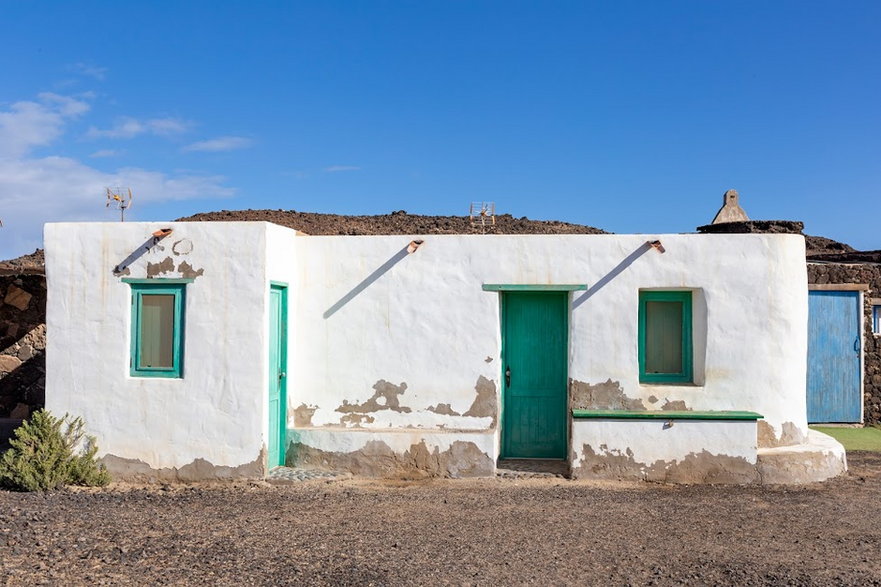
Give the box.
[0,410,110,491]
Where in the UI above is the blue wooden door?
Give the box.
[807,290,861,423]
[502,292,568,459]
[268,285,288,467]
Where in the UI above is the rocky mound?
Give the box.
[0,249,45,275]
[175,209,609,236]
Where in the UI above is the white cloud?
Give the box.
[183,136,253,152]
[89,149,121,158]
[323,165,361,173]
[69,62,108,81]
[0,93,91,158]
[0,92,236,260]
[86,116,191,139]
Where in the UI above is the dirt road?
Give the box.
[3,453,881,586]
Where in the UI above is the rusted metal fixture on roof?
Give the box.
[648,240,665,253]
[407,239,424,254]
[152,228,173,239]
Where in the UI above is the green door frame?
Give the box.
[500,290,570,459]
[268,282,288,468]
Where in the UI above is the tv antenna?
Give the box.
[105,187,133,222]
[469,202,495,233]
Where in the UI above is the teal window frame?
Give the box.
[128,282,186,378]
[638,290,693,384]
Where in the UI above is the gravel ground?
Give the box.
[2,453,881,586]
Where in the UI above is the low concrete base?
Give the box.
[756,430,847,484]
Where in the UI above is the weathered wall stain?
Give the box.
[426,403,460,416]
[293,403,317,427]
[146,256,175,278]
[462,376,498,427]
[339,413,376,427]
[757,421,807,448]
[286,439,494,478]
[177,261,204,280]
[172,239,194,256]
[647,395,659,405]
[573,444,760,484]
[661,400,689,411]
[569,379,646,411]
[101,449,265,482]
[337,380,412,414]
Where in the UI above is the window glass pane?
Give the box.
[139,294,175,368]
[644,300,683,374]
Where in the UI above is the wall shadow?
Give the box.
[323,247,410,319]
[572,242,653,309]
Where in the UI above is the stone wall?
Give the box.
[806,262,881,423]
[0,274,47,419]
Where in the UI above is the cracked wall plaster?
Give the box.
[146,256,175,278]
[294,403,317,427]
[426,403,460,416]
[177,261,204,279]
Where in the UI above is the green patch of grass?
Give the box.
[810,425,881,452]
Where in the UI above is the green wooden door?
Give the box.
[268,285,287,468]
[502,292,568,459]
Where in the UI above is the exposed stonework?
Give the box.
[337,380,412,414]
[569,379,646,411]
[696,219,804,235]
[287,439,494,478]
[573,444,760,484]
[462,376,497,427]
[293,403,317,427]
[4,285,32,311]
[0,275,46,423]
[757,420,807,448]
[101,449,265,482]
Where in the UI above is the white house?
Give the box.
[44,221,846,484]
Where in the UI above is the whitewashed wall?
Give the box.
[291,233,809,459]
[45,222,276,477]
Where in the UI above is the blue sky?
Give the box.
[1,1,879,259]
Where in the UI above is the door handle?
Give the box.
[505,366,511,387]
[279,371,286,379]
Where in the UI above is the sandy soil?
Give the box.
[2,453,880,586]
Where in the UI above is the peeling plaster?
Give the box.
[339,413,376,427]
[146,256,175,278]
[426,403,460,416]
[573,444,760,484]
[337,380,412,414]
[294,403,317,427]
[287,440,494,478]
[462,376,498,427]
[569,379,646,411]
[661,400,689,411]
[757,421,807,448]
[484,356,493,363]
[647,395,659,405]
[177,261,204,279]
[101,449,265,482]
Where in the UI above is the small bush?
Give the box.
[0,410,110,491]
